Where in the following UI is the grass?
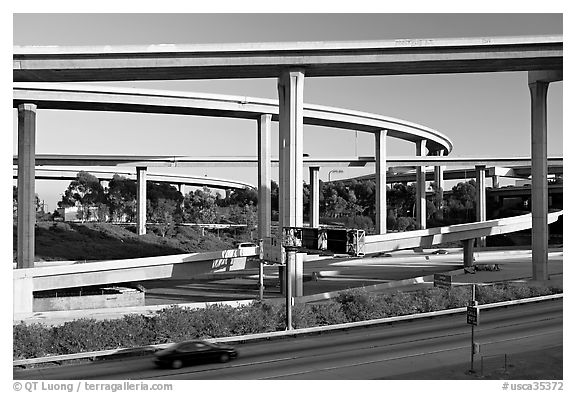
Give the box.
[13,222,242,262]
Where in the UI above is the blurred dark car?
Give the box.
[154,340,238,369]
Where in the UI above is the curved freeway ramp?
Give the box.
[15,211,563,294]
[364,210,563,254]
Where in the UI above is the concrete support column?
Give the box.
[434,150,445,200]
[309,166,320,228]
[463,239,475,268]
[529,79,550,281]
[136,166,147,235]
[434,150,445,220]
[257,114,272,240]
[475,165,487,248]
[492,176,500,189]
[415,140,427,230]
[375,130,387,234]
[17,103,37,269]
[278,69,305,297]
[257,114,272,301]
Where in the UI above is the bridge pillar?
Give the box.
[415,140,427,229]
[17,103,37,269]
[475,165,487,248]
[528,71,561,281]
[375,130,387,234]
[433,150,445,220]
[463,238,475,268]
[492,175,500,189]
[258,114,272,240]
[309,166,320,228]
[278,70,305,297]
[257,114,272,300]
[14,269,34,315]
[136,166,147,235]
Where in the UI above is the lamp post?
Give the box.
[328,169,344,182]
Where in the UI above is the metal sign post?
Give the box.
[467,284,480,373]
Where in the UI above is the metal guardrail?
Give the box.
[13,293,563,367]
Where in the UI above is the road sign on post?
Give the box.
[467,305,479,326]
[433,273,453,289]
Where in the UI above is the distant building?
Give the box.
[56,205,107,222]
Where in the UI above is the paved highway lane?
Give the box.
[14,300,562,380]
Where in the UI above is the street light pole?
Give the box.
[328,169,344,182]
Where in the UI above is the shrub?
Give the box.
[336,288,386,322]
[13,283,561,360]
[13,323,51,359]
[310,303,348,326]
[151,306,199,343]
[412,288,449,313]
[232,303,278,335]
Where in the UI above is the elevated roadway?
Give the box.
[15,154,563,169]
[13,35,562,289]
[363,211,562,255]
[13,168,255,190]
[13,83,453,153]
[14,35,561,81]
[13,210,562,317]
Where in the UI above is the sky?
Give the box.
[11,13,563,211]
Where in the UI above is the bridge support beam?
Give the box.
[475,165,487,248]
[257,114,272,301]
[278,69,305,297]
[492,175,500,189]
[17,103,37,269]
[14,270,34,315]
[528,70,561,281]
[434,150,445,220]
[258,114,272,240]
[136,166,147,235]
[463,238,475,268]
[415,140,427,229]
[309,166,320,228]
[375,130,387,234]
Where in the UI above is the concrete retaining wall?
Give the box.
[33,290,145,312]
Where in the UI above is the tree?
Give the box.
[13,186,47,220]
[149,198,179,237]
[183,187,217,223]
[228,187,258,207]
[446,180,477,223]
[107,174,137,222]
[146,182,184,223]
[58,171,106,222]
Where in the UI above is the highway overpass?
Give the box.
[14,35,562,295]
[13,168,256,191]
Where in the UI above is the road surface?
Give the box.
[14,299,562,380]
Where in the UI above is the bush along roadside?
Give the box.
[13,283,561,360]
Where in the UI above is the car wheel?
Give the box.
[219,353,230,363]
[171,359,183,369]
